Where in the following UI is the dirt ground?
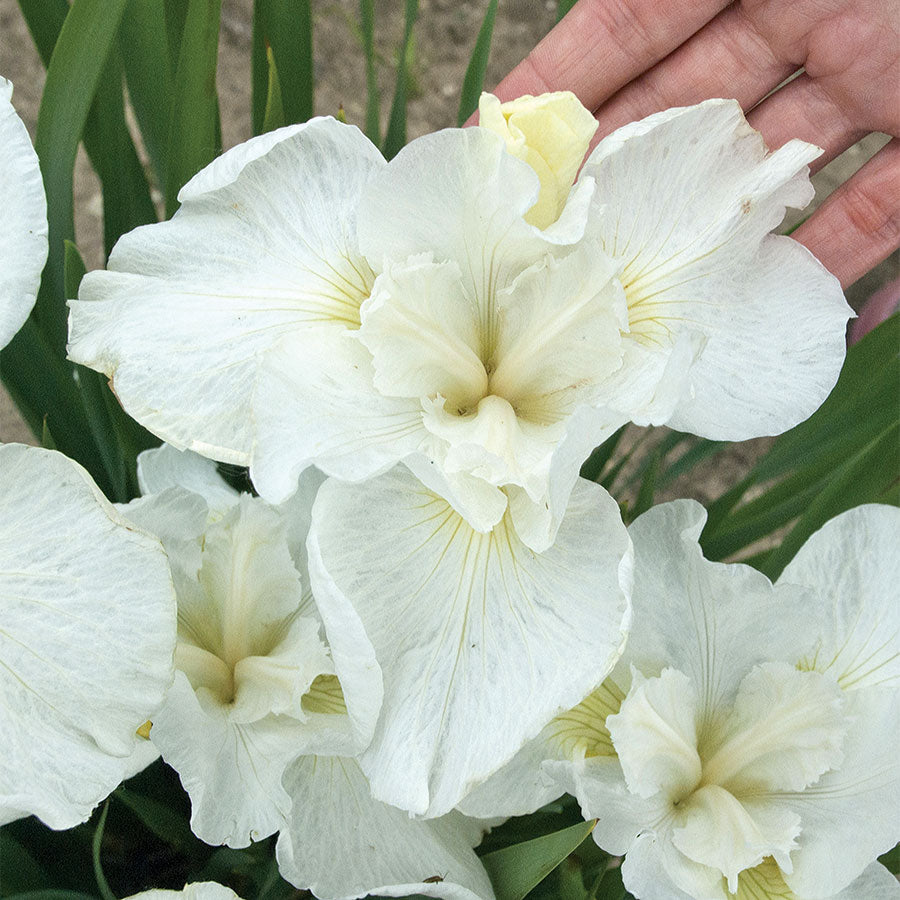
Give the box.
[1,0,896,505]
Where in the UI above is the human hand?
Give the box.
[491,0,899,289]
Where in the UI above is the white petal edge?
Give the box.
[778,503,900,690]
[0,444,176,829]
[276,755,495,900]
[0,77,48,351]
[68,117,384,464]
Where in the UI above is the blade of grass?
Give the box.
[31,0,130,349]
[630,446,661,522]
[165,0,223,216]
[86,51,158,257]
[64,242,128,500]
[457,0,497,125]
[382,0,418,159]
[656,437,726,488]
[359,0,380,143]
[579,425,627,483]
[120,0,174,188]
[113,785,200,858]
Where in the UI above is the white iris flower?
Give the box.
[0,444,176,829]
[0,76,47,350]
[128,447,497,900]
[69,93,850,553]
[461,502,900,900]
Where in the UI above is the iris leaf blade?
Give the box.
[481,819,597,900]
[457,0,498,126]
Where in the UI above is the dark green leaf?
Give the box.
[165,0,222,216]
[113,784,200,859]
[589,863,628,900]
[382,0,418,159]
[0,831,50,893]
[580,426,627,484]
[16,0,69,64]
[557,0,578,22]
[879,843,900,875]
[457,0,497,126]
[359,0,380,143]
[121,0,174,188]
[482,819,597,900]
[163,0,189,66]
[656,437,727,488]
[32,0,130,348]
[86,50,158,258]
[254,0,314,129]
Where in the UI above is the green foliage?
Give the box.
[165,0,222,216]
[557,0,579,22]
[359,0,381,143]
[481,819,598,899]
[253,0,314,134]
[457,0,498,125]
[382,0,419,159]
[701,314,900,577]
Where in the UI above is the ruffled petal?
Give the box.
[68,118,384,464]
[0,444,175,829]
[308,466,632,816]
[276,755,494,899]
[0,78,47,350]
[624,501,821,728]
[582,99,852,440]
[250,328,425,502]
[148,672,298,847]
[777,689,900,898]
[357,126,546,289]
[779,504,900,691]
[137,445,239,512]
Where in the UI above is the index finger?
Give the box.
[493,0,731,110]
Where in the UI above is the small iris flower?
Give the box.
[461,502,900,900]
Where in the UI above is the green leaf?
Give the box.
[120,0,175,188]
[0,832,50,893]
[113,784,200,858]
[457,0,498,126]
[359,0,380,143]
[879,843,900,875]
[701,315,900,568]
[41,417,58,450]
[64,241,133,501]
[589,864,628,900]
[262,45,286,133]
[481,819,597,900]
[32,0,130,348]
[91,802,116,900]
[86,50,158,258]
[579,426,627,484]
[382,0,418,160]
[254,0,314,129]
[16,0,69,63]
[557,0,578,22]
[165,0,222,216]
